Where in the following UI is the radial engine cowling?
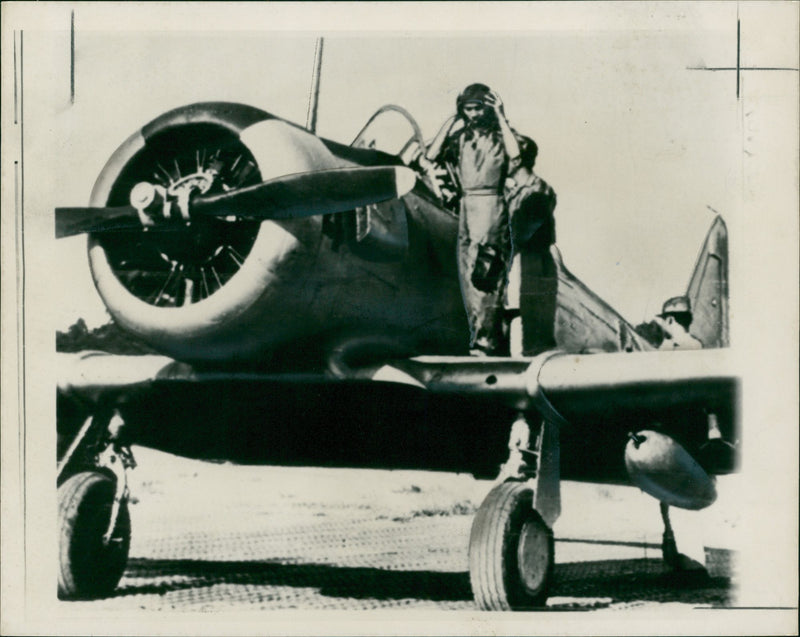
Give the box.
[85,103,399,363]
[624,430,717,510]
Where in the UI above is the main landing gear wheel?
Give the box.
[58,472,131,600]
[469,481,554,610]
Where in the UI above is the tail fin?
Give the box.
[686,216,729,348]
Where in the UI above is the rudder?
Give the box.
[686,216,729,348]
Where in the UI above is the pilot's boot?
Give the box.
[469,339,491,357]
[470,334,506,357]
[469,301,510,356]
[470,330,509,357]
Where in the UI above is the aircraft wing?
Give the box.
[357,349,737,434]
[59,348,737,459]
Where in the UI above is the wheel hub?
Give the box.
[517,518,550,594]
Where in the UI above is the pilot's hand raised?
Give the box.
[484,90,506,118]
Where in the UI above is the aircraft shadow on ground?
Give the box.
[118,558,472,602]
[111,546,733,608]
[551,560,732,609]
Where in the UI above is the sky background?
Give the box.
[13,2,794,330]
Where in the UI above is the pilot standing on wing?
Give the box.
[426,83,536,356]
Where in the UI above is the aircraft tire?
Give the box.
[58,471,130,599]
[469,480,553,610]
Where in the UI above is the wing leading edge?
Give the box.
[59,348,737,439]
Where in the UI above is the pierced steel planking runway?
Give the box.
[63,447,737,611]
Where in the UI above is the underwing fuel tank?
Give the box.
[624,430,717,510]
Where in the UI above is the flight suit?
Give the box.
[452,129,514,354]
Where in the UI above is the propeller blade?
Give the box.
[55,166,416,238]
[56,206,143,239]
[193,166,416,220]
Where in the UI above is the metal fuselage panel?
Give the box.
[227,193,470,366]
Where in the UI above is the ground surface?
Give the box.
[62,446,738,612]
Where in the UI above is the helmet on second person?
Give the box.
[659,296,692,316]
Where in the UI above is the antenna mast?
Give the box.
[306,38,324,132]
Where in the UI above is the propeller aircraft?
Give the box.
[55,99,738,610]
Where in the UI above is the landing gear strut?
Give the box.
[468,414,561,610]
[660,501,680,569]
